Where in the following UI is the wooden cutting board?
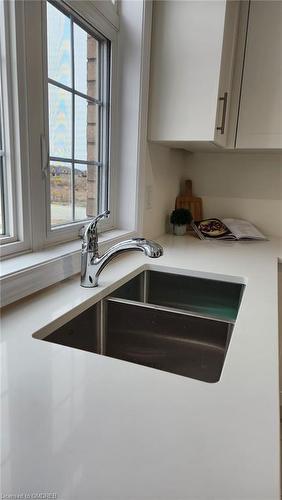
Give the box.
[175,180,203,221]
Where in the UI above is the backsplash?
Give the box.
[143,148,282,238]
[184,152,282,237]
[143,143,186,238]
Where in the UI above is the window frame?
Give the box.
[0,66,8,239]
[43,0,112,237]
[0,0,32,258]
[42,0,115,244]
[0,0,16,244]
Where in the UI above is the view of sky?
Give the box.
[47,2,95,165]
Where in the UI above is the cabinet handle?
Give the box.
[216,92,228,135]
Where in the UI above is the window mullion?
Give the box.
[48,78,102,105]
[50,156,102,167]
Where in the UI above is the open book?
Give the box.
[192,218,267,241]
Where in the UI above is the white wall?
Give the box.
[116,0,144,231]
[184,152,282,237]
[142,144,186,239]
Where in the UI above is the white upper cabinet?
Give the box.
[148,0,240,146]
[148,0,282,150]
[235,1,282,149]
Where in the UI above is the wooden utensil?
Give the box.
[175,180,203,221]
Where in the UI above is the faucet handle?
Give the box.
[79,210,110,238]
[80,210,110,252]
[90,210,110,231]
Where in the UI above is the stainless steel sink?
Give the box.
[36,270,244,383]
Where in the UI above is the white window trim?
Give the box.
[0,0,32,256]
[0,0,152,307]
[67,1,119,33]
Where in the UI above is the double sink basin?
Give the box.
[35,270,244,383]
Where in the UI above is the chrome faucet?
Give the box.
[80,210,163,287]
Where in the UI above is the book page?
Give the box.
[191,219,236,240]
[222,218,267,240]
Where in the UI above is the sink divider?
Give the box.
[105,296,235,325]
[97,299,107,355]
[143,270,150,303]
[224,323,234,360]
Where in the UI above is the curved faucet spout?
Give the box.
[81,235,163,288]
[105,238,163,259]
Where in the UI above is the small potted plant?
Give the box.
[170,208,192,236]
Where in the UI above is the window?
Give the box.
[0,0,30,253]
[0,2,28,253]
[46,1,110,229]
[0,0,117,261]
[0,6,11,241]
[0,79,6,236]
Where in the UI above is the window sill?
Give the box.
[0,228,136,307]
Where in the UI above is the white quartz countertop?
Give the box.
[1,234,282,500]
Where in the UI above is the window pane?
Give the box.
[47,2,71,87]
[0,106,2,150]
[49,84,72,158]
[46,1,110,231]
[50,161,73,226]
[74,23,99,99]
[75,96,98,161]
[0,77,6,237]
[75,164,98,221]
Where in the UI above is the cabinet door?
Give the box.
[148,0,227,142]
[236,1,282,148]
[214,0,241,147]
